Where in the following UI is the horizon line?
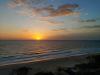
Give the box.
[0,39,100,41]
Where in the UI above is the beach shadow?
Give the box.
[34,71,54,75]
[56,67,76,75]
[10,66,32,75]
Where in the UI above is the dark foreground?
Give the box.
[0,54,100,75]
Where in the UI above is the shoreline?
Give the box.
[0,53,88,68]
[0,53,99,75]
[0,48,100,68]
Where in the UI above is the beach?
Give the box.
[0,54,88,75]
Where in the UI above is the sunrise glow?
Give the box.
[0,0,100,40]
[32,34,43,40]
[35,36,42,40]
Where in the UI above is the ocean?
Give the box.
[0,40,100,66]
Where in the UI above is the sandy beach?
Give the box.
[0,54,88,75]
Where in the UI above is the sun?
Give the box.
[35,36,42,40]
[32,34,43,40]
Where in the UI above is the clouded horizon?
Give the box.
[0,0,100,40]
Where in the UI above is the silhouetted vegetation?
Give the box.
[55,54,100,75]
[10,66,32,75]
[73,54,100,75]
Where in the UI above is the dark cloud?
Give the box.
[10,0,79,17]
[47,4,79,17]
[34,4,79,17]
[80,19,96,22]
[52,28,67,31]
[70,33,100,40]
[12,0,46,4]
[78,17,100,23]
[83,25,100,29]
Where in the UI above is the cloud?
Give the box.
[11,0,46,5]
[8,0,79,27]
[9,0,49,9]
[48,21,64,25]
[32,4,79,17]
[44,4,79,17]
[79,19,96,22]
[9,0,79,17]
[83,25,100,28]
[41,20,64,25]
[52,28,67,31]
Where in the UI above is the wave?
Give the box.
[0,48,100,66]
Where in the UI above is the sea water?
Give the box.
[0,40,100,66]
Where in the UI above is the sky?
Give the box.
[0,0,100,40]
